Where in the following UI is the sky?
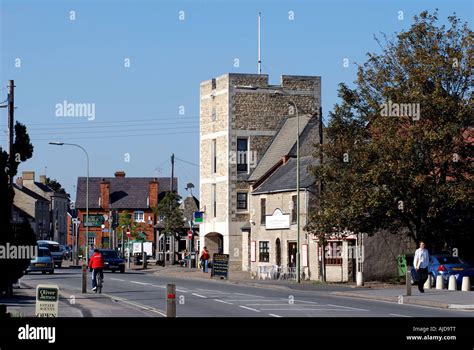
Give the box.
[0,0,472,201]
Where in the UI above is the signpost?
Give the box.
[193,211,203,223]
[211,253,229,279]
[35,284,59,317]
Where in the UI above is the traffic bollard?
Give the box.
[406,270,411,296]
[82,264,87,293]
[448,275,457,291]
[436,275,444,290]
[423,275,431,290]
[461,276,471,292]
[166,284,176,317]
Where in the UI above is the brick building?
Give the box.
[75,171,176,251]
[199,73,321,270]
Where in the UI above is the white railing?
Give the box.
[257,265,297,281]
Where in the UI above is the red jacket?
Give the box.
[88,252,104,269]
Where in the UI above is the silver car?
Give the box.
[25,247,54,274]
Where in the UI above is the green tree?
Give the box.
[153,192,184,265]
[118,210,146,240]
[45,177,69,197]
[306,11,473,261]
[0,121,35,295]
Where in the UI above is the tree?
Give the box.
[306,11,473,261]
[45,177,69,197]
[0,121,35,295]
[153,192,184,265]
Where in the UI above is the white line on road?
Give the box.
[214,299,234,305]
[326,304,369,311]
[151,285,166,288]
[260,308,366,311]
[296,300,319,305]
[234,293,264,298]
[176,288,189,293]
[239,306,260,312]
[110,278,125,282]
[269,313,283,318]
[389,313,412,318]
[192,293,207,299]
[223,299,282,302]
[130,281,151,285]
[103,294,166,317]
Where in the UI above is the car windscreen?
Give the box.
[436,256,462,265]
[37,248,51,257]
[101,251,118,259]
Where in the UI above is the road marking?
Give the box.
[192,293,207,299]
[130,281,150,285]
[234,293,264,298]
[389,313,412,318]
[110,278,125,282]
[259,308,365,311]
[214,299,233,305]
[326,304,369,311]
[102,293,166,317]
[176,288,188,293]
[296,300,319,305]
[223,299,282,302]
[246,303,301,306]
[151,285,166,288]
[269,313,283,318]
[239,306,260,312]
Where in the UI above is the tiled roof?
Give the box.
[252,156,316,194]
[75,177,177,209]
[13,184,49,201]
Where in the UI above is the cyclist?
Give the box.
[88,249,104,292]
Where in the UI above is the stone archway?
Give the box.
[204,232,223,258]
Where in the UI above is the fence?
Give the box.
[257,265,297,281]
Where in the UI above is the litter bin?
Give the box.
[396,255,407,277]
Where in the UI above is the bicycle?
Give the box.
[96,271,103,294]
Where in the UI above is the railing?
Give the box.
[257,265,297,281]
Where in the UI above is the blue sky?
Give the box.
[0,0,472,201]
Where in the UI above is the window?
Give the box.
[325,241,342,265]
[211,139,217,174]
[259,241,269,262]
[237,192,248,210]
[291,195,297,224]
[211,106,217,121]
[212,184,217,218]
[87,236,95,247]
[237,138,248,172]
[260,198,266,225]
[134,211,145,222]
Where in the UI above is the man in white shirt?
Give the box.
[414,241,430,293]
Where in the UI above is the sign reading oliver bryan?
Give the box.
[35,284,59,317]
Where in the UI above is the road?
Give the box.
[19,269,474,317]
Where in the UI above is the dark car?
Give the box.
[90,249,125,273]
[410,254,474,288]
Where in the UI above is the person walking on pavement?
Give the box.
[88,249,105,291]
[414,241,429,293]
[200,246,210,273]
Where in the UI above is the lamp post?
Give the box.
[49,141,89,293]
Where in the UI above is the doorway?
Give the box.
[275,238,281,266]
[288,241,297,268]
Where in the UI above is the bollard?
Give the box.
[406,270,411,296]
[461,276,471,292]
[448,275,457,291]
[356,272,364,287]
[436,275,444,290]
[143,253,147,269]
[423,275,431,290]
[166,284,176,317]
[82,264,87,293]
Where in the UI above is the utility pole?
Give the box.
[257,12,262,74]
[170,153,175,192]
[7,80,14,188]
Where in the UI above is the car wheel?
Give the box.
[112,269,116,273]
[49,270,54,275]
[42,271,46,274]
[120,267,125,273]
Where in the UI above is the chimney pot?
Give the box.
[114,171,126,178]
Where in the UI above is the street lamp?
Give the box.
[49,141,90,293]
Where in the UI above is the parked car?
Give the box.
[89,249,125,273]
[410,254,474,288]
[25,247,54,274]
[37,240,64,267]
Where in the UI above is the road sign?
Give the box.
[126,231,131,236]
[35,284,59,317]
[188,230,193,239]
[193,211,203,223]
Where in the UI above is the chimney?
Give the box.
[22,171,35,183]
[114,171,126,178]
[148,178,159,208]
[16,177,23,187]
[39,175,47,184]
[100,179,110,210]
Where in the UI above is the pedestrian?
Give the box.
[200,246,210,273]
[414,241,429,293]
